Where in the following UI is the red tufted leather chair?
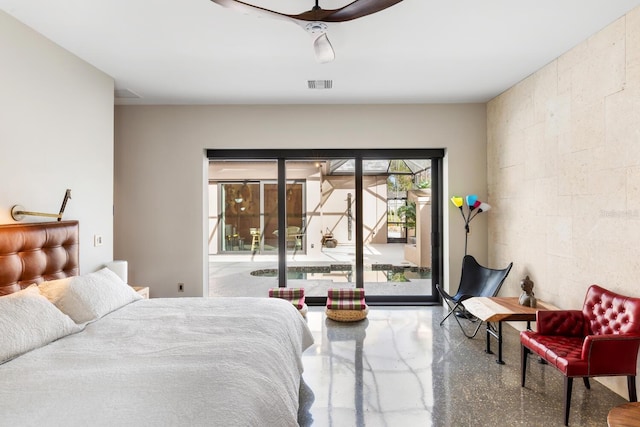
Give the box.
[520,284,640,426]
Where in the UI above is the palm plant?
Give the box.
[397,202,416,230]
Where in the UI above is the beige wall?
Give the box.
[114,104,487,298]
[487,7,640,397]
[363,176,388,245]
[0,11,115,273]
[405,190,432,268]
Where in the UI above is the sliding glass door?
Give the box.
[285,158,356,298]
[207,149,443,305]
[208,160,280,297]
[361,158,433,301]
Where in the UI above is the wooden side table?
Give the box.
[131,286,149,299]
[608,402,640,426]
[462,297,558,364]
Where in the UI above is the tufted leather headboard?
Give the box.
[0,221,79,296]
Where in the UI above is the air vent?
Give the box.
[114,89,141,99]
[308,80,333,89]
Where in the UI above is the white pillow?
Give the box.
[0,285,81,364]
[39,267,142,324]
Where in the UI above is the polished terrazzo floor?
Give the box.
[299,306,628,427]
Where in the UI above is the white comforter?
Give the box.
[0,297,314,427]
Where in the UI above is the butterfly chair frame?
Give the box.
[437,255,513,338]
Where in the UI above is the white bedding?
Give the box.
[0,297,314,427]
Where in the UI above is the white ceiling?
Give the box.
[2,0,640,105]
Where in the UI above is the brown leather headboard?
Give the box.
[0,221,79,296]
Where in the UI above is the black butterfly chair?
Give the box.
[436,255,513,338]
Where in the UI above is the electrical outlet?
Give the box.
[93,235,103,247]
[310,243,314,249]
[178,283,184,292]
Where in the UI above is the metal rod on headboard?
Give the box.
[11,189,72,222]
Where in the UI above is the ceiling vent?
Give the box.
[114,89,141,99]
[308,80,333,89]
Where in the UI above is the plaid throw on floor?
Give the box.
[268,288,306,309]
[326,288,367,310]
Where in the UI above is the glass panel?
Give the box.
[208,160,279,297]
[285,159,355,298]
[363,158,433,297]
[263,181,303,253]
[263,182,279,252]
[220,182,261,252]
[328,159,431,175]
[386,163,411,243]
[285,182,304,251]
[387,198,407,241]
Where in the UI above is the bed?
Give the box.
[0,221,313,426]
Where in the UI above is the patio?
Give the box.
[209,243,433,298]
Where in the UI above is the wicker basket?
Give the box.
[326,307,368,322]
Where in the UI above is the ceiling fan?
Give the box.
[209,0,404,63]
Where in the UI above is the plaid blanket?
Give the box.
[268,288,305,309]
[326,288,367,310]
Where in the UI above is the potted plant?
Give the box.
[397,202,416,238]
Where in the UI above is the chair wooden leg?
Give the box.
[521,344,529,387]
[564,377,573,426]
[629,376,638,402]
[583,377,590,390]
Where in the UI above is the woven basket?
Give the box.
[326,307,368,322]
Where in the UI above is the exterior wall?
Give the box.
[405,190,432,268]
[320,175,387,247]
[487,6,640,397]
[115,104,487,298]
[0,11,114,273]
[305,166,323,254]
[363,176,388,245]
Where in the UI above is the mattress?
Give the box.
[0,296,314,427]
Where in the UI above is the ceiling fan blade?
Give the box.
[291,0,404,22]
[313,33,335,63]
[211,0,404,23]
[209,0,293,23]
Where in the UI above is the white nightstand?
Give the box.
[131,286,149,299]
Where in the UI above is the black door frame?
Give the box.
[207,148,444,305]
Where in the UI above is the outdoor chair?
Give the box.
[273,226,303,249]
[250,228,261,252]
[436,255,513,338]
[520,284,640,426]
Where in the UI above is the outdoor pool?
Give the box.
[250,264,431,282]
